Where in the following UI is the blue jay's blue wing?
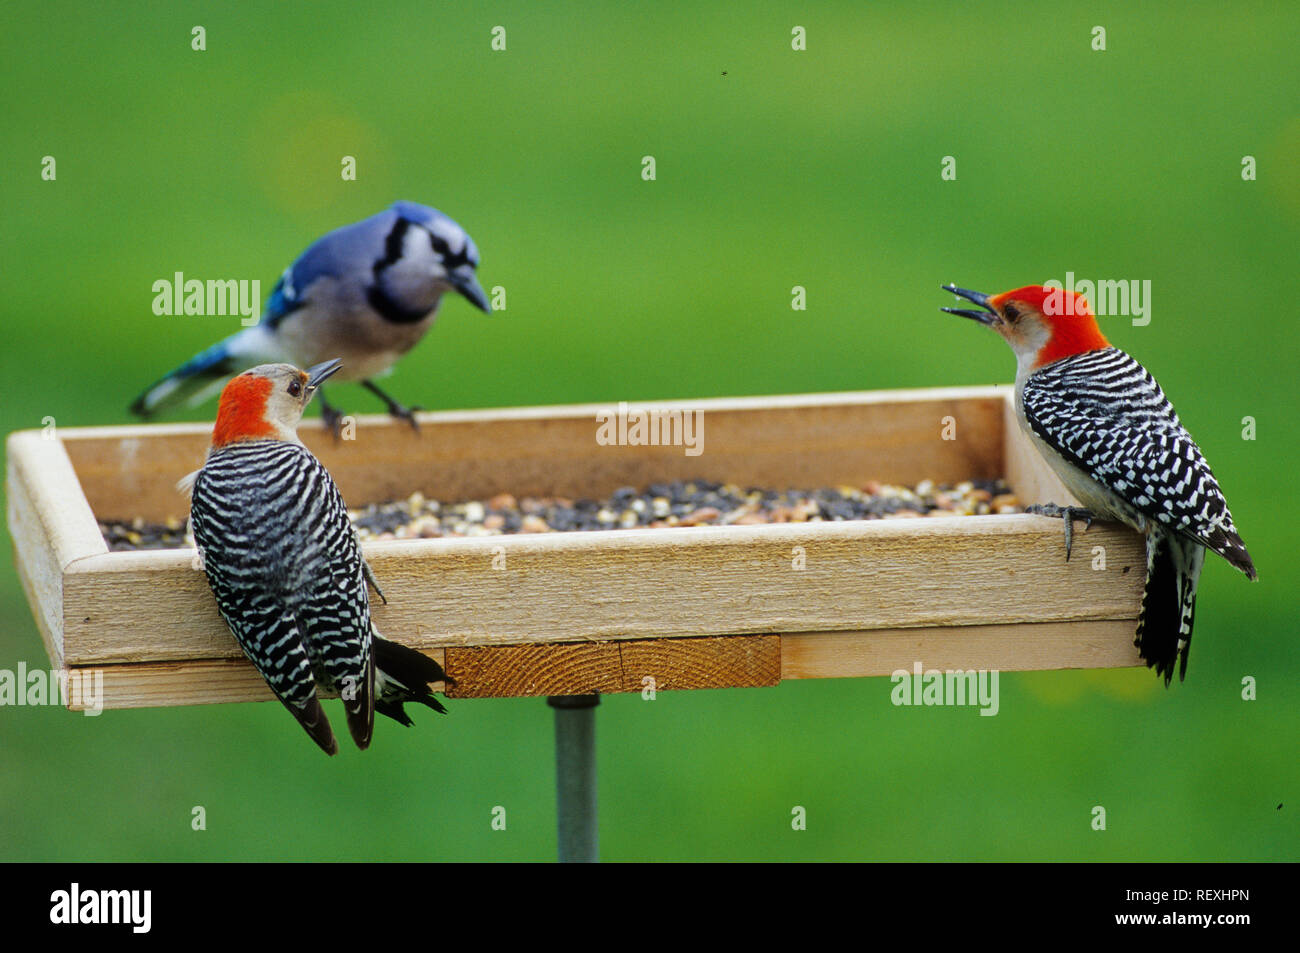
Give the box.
[260,272,306,328]
[260,206,406,329]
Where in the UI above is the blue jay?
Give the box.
[131,201,490,433]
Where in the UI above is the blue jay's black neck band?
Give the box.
[366,285,433,324]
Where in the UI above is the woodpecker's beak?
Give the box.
[940,285,999,326]
[450,266,491,313]
[306,359,343,392]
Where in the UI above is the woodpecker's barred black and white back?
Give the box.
[1020,347,1255,682]
[190,439,447,754]
[1021,348,1253,568]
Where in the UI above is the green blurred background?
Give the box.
[2,1,1296,861]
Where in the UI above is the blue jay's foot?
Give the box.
[362,379,422,433]
[1025,503,1094,561]
[317,391,346,441]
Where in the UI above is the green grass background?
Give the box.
[2,1,1296,861]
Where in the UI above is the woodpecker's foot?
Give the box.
[318,391,346,441]
[1025,503,1094,561]
[362,380,421,433]
[362,557,388,605]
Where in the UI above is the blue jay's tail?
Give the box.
[130,327,270,417]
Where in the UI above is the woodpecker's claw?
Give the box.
[362,557,388,605]
[1025,503,1094,561]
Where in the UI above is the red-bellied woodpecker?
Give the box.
[941,284,1256,684]
[185,359,450,754]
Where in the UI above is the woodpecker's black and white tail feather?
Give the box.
[1136,533,1203,686]
[1202,523,1256,580]
[342,647,375,751]
[288,694,340,757]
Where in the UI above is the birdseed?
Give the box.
[99,478,1020,550]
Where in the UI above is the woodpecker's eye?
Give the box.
[288,379,303,398]
[1002,304,1020,322]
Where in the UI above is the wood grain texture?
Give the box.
[620,635,781,691]
[444,635,781,697]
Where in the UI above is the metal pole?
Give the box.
[548,694,599,863]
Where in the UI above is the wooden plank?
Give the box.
[56,387,1008,523]
[5,432,109,667]
[444,635,781,698]
[780,620,1142,679]
[58,516,1146,666]
[619,635,781,691]
[445,643,621,697]
[66,618,1143,710]
[7,460,66,669]
[69,649,448,711]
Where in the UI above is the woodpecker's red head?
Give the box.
[941,284,1110,376]
[211,360,342,448]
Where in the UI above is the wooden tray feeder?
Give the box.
[6,386,1145,713]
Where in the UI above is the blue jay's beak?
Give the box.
[449,266,491,313]
[306,358,343,391]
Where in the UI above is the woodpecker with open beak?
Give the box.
[942,284,1255,683]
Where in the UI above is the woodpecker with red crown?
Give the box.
[941,284,1256,684]
[186,359,450,754]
